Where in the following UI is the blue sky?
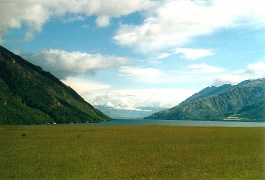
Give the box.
[1,0,265,110]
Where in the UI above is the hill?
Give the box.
[146,79,265,121]
[0,46,111,124]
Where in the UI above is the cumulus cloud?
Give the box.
[25,49,129,79]
[0,0,157,41]
[212,61,265,86]
[114,0,265,52]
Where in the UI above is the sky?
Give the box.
[1,0,265,110]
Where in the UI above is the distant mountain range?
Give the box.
[146,79,265,121]
[0,46,111,125]
[95,105,165,119]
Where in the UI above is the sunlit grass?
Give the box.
[0,125,264,179]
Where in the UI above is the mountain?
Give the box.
[179,84,232,106]
[95,105,165,119]
[146,79,265,121]
[0,46,111,125]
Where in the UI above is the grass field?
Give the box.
[0,125,264,179]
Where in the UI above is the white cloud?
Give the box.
[240,61,265,76]
[89,0,157,17]
[95,16,110,27]
[0,1,50,41]
[156,48,214,60]
[212,74,242,86]
[64,15,86,23]
[25,49,129,79]
[118,64,227,85]
[62,77,111,95]
[189,63,225,73]
[175,48,214,60]
[155,53,173,60]
[118,66,170,83]
[61,77,184,110]
[87,88,197,109]
[0,0,157,41]
[212,61,265,86]
[65,62,264,109]
[114,0,265,52]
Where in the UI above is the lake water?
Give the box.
[83,119,265,127]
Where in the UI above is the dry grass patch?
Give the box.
[0,125,264,179]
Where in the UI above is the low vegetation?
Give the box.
[1,125,264,179]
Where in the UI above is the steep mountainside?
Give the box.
[146,79,265,121]
[0,46,111,124]
[179,84,232,106]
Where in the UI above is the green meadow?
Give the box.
[0,125,264,179]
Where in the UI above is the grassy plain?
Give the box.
[0,125,264,179]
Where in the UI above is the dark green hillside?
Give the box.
[0,46,111,124]
[234,100,265,120]
[146,79,265,121]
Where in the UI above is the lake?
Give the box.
[71,119,265,127]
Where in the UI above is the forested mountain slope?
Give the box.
[0,46,111,124]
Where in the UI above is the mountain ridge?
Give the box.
[0,46,111,124]
[179,83,232,106]
[146,78,265,121]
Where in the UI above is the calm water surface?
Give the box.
[85,119,265,127]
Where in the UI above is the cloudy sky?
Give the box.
[1,0,265,110]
